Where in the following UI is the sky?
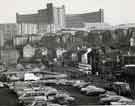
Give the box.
[0,0,135,25]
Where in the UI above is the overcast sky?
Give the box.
[0,0,135,25]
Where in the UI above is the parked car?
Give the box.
[24,73,40,81]
[100,94,133,105]
[56,79,76,86]
[99,95,122,104]
[19,92,47,105]
[44,87,58,96]
[81,85,105,95]
[73,80,90,89]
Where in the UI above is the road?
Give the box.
[52,85,100,106]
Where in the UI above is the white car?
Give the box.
[24,73,40,81]
[44,87,58,96]
[81,85,105,95]
[86,87,105,95]
[73,80,89,89]
[81,85,96,92]
[56,79,76,86]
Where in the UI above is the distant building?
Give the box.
[13,34,42,46]
[115,23,135,29]
[130,32,135,47]
[23,44,35,58]
[13,35,28,46]
[0,31,4,47]
[1,49,19,65]
[85,23,113,31]
[0,23,17,47]
[16,3,104,35]
[0,23,17,40]
[16,3,65,34]
[66,9,104,28]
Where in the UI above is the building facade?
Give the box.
[0,23,17,47]
[0,31,4,47]
[16,3,104,35]
[66,9,104,28]
[16,3,65,35]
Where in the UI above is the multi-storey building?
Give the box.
[16,3,104,35]
[66,9,104,28]
[16,3,65,35]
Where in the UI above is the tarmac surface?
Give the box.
[0,65,133,106]
[0,87,20,106]
[52,85,100,106]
